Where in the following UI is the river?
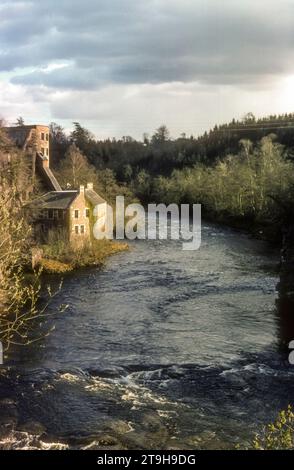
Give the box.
[0,221,294,450]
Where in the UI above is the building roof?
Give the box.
[5,124,49,131]
[29,191,78,210]
[27,188,106,211]
[85,188,106,205]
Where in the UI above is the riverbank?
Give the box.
[200,208,282,245]
[38,240,129,274]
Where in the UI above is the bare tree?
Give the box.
[58,143,97,188]
[15,116,25,126]
[152,125,170,144]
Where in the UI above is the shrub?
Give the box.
[0,182,64,349]
[253,405,294,450]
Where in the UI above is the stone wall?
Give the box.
[5,125,50,165]
[69,188,92,246]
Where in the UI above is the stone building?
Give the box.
[28,183,107,246]
[4,123,107,246]
[5,124,50,159]
[4,124,61,191]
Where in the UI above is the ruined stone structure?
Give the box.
[6,124,50,159]
[4,124,61,191]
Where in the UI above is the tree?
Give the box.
[239,139,253,159]
[0,125,31,196]
[152,125,170,144]
[57,144,97,188]
[122,164,133,183]
[50,122,67,145]
[242,112,256,124]
[143,133,150,145]
[15,116,25,126]
[133,170,152,203]
[0,126,12,152]
[71,122,93,149]
[0,136,61,350]
[0,182,33,347]
[49,122,68,167]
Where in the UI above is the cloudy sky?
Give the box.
[1,0,294,139]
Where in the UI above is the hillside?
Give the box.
[49,114,294,182]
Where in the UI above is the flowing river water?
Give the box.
[1,221,294,450]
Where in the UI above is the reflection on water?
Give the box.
[1,221,294,450]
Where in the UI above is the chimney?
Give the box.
[79,185,85,194]
[87,182,93,190]
[42,156,49,168]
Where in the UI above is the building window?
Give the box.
[41,132,45,141]
[73,225,85,235]
[48,209,54,219]
[85,208,90,218]
[53,210,59,219]
[74,209,79,219]
[41,147,45,155]
[46,148,49,156]
[43,210,49,219]
[46,133,49,141]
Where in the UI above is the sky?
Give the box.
[1,0,294,140]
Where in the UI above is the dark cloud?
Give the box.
[1,0,294,89]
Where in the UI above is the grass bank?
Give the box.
[39,239,129,274]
